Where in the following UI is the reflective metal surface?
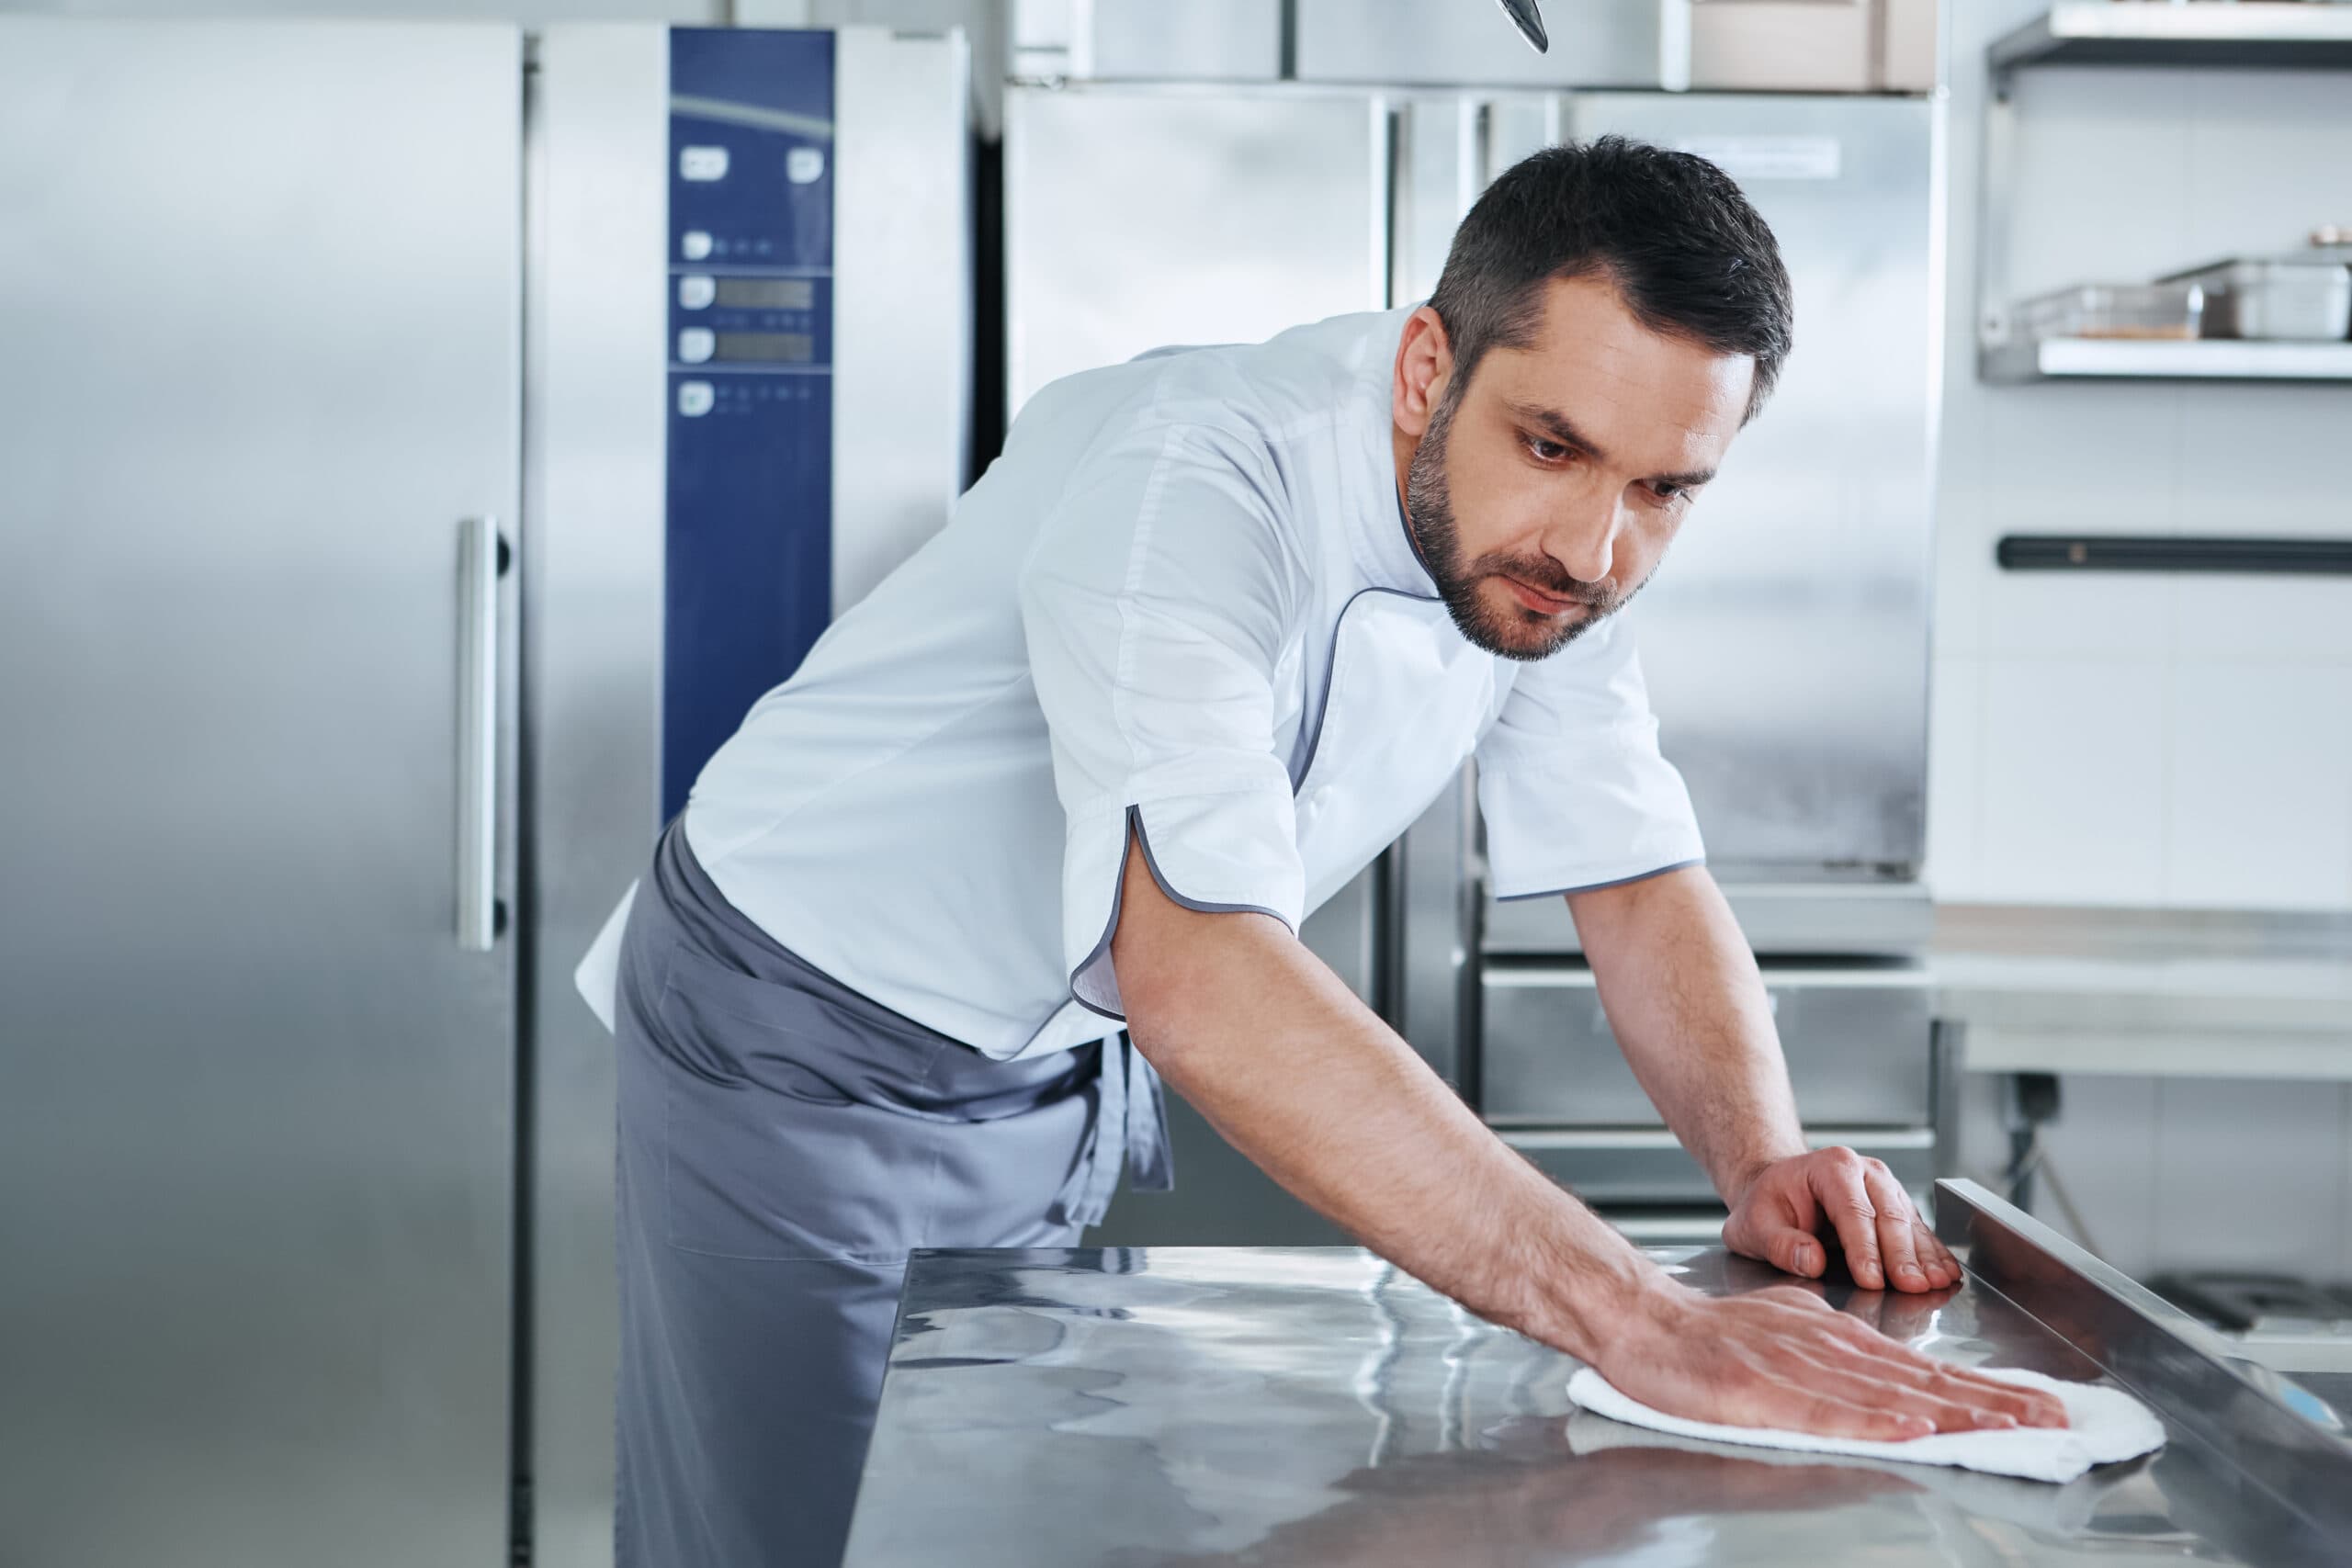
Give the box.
[1497,0,1549,55]
[1394,767,1481,1091]
[1939,1179,2352,1553]
[1932,905,2352,1079]
[0,18,521,1565]
[1563,93,1938,881]
[847,1227,2346,1564]
[831,27,972,615]
[1483,964,1930,1126]
[1002,83,1387,413]
[1502,1126,1934,1206]
[522,25,670,1568]
[458,513,505,953]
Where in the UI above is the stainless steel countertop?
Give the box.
[844,1193,2348,1565]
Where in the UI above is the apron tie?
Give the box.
[1051,1031,1175,1228]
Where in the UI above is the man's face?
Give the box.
[1396,273,1755,660]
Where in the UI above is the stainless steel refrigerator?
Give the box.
[1001,15,1942,1244]
[0,19,969,1567]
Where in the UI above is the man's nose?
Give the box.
[1543,494,1623,586]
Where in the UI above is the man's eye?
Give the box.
[1651,483,1689,505]
[1525,436,1568,463]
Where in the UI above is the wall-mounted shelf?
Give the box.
[1984,336,2352,384]
[1977,6,2352,384]
[1991,3,2352,97]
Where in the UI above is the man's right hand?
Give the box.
[1593,1280,2071,1438]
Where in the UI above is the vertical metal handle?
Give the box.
[456,516,500,952]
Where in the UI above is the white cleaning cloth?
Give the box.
[1566,1365,2164,1484]
[1566,1412,2122,1537]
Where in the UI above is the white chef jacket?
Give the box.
[577,308,1703,1061]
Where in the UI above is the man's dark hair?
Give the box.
[1427,136,1793,422]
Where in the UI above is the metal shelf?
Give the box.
[1977,6,2352,378]
[1992,2,2352,96]
[1982,335,2352,383]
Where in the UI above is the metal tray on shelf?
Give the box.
[2162,257,2352,342]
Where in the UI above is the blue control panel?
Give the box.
[663,28,835,824]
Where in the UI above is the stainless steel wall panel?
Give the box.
[1089,0,1282,81]
[523,25,671,1568]
[1003,84,1388,413]
[1481,964,1933,1126]
[1390,96,1482,306]
[1394,766,1480,1089]
[1296,0,1667,88]
[0,18,523,1565]
[1564,93,1939,880]
[833,26,972,615]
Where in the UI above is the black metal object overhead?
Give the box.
[1496,0,1548,54]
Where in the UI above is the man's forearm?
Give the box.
[1109,840,1668,1360]
[1566,866,1808,1202]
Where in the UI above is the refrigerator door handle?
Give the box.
[456,515,502,951]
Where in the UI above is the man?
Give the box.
[580,138,2064,1567]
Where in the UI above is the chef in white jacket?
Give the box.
[582,137,2064,1568]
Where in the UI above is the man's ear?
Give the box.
[1390,305,1455,440]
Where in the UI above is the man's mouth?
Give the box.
[1498,574,1587,615]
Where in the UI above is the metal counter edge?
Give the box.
[1934,1177,2352,1551]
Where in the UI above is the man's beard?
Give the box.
[1403,389,1633,661]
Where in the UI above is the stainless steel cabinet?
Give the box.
[1563,92,1938,881]
[1482,964,1933,1126]
[0,19,523,1566]
[1496,1125,1937,1208]
[1003,84,1388,412]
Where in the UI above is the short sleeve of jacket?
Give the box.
[1474,614,1705,899]
[1018,418,1308,1019]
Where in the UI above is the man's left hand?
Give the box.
[1723,1147,1961,1293]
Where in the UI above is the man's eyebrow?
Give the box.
[1503,400,1717,489]
[1505,400,1607,459]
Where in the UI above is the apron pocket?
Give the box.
[656,939,946,1262]
[658,938,949,1106]
[662,1067,944,1262]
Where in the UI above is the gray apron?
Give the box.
[614,817,1172,1568]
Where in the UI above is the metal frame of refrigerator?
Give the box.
[527,24,973,1566]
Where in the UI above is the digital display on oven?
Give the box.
[712,331,816,364]
[712,276,816,310]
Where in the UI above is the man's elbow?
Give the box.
[1104,837,1277,1069]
